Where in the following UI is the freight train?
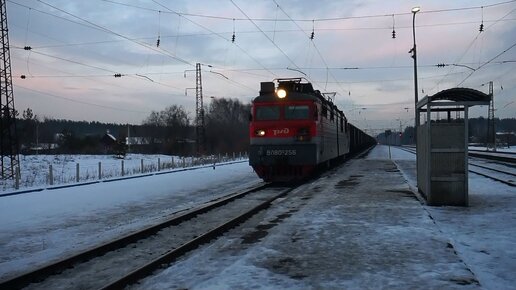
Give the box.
[249,78,375,182]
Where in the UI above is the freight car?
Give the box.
[249,78,375,182]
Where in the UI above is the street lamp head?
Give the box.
[412,6,420,13]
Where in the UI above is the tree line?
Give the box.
[15,102,514,155]
[16,98,251,156]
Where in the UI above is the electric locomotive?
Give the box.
[249,78,350,181]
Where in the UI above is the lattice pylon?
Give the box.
[1,0,20,180]
[195,63,205,156]
[486,81,496,151]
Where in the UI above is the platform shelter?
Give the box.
[416,88,491,206]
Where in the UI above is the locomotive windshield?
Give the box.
[285,105,309,120]
[255,106,280,120]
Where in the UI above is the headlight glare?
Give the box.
[276,89,287,99]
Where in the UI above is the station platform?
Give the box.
[137,145,515,289]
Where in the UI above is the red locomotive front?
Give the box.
[249,78,349,182]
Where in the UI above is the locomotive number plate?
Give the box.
[266,149,297,156]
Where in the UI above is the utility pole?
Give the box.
[127,124,130,153]
[195,63,205,156]
[0,0,20,180]
[486,81,496,151]
[411,7,420,144]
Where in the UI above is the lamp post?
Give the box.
[411,6,420,143]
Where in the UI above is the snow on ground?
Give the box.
[469,145,516,153]
[1,153,244,191]
[375,145,516,290]
[0,146,515,289]
[0,161,260,281]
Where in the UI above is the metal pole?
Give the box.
[411,7,420,143]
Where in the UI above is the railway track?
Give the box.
[468,149,516,164]
[0,183,298,290]
[396,147,515,187]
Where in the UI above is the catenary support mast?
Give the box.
[195,63,205,155]
[486,81,496,151]
[0,0,19,180]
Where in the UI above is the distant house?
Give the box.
[126,137,150,146]
[497,132,515,147]
[101,131,117,153]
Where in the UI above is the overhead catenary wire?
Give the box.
[429,6,516,94]
[13,46,186,91]
[230,0,301,73]
[150,0,278,78]
[14,17,516,51]
[272,0,349,95]
[34,0,194,67]
[457,40,516,86]
[99,0,516,22]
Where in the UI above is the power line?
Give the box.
[430,6,516,93]
[100,0,516,22]
[272,0,348,96]
[457,41,516,86]
[34,0,194,66]
[13,47,185,91]
[150,0,278,79]
[229,0,300,76]
[15,17,515,51]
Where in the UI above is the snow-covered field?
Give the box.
[1,153,246,192]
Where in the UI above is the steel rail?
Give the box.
[469,169,515,187]
[100,186,294,290]
[468,151,516,164]
[469,163,516,177]
[0,182,269,290]
[396,146,514,187]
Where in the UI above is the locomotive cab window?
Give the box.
[255,106,280,120]
[285,105,309,120]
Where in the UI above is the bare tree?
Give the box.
[205,98,250,154]
[142,105,192,154]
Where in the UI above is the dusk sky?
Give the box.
[7,0,516,133]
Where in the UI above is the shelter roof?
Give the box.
[417,88,491,110]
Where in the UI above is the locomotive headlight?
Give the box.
[255,129,266,136]
[276,88,287,99]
